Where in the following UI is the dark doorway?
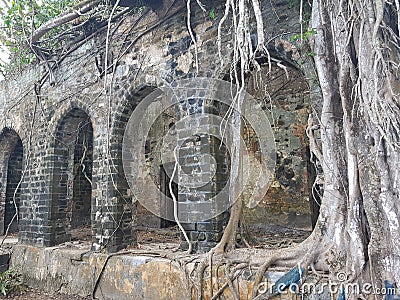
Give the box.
[4,138,23,234]
[159,164,177,228]
[0,129,24,235]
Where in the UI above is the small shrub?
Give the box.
[0,267,26,297]
[209,9,215,20]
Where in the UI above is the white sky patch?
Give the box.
[0,45,10,64]
[0,1,9,80]
[0,0,48,80]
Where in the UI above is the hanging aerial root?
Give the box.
[170,145,192,254]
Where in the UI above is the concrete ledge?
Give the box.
[11,244,190,300]
[10,244,328,299]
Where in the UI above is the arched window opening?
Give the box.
[53,108,93,243]
[0,129,23,236]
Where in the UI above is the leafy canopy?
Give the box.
[0,0,79,74]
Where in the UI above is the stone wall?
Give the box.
[244,65,313,231]
[0,0,319,253]
[11,244,190,299]
[11,244,329,300]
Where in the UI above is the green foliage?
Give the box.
[288,0,300,9]
[289,28,317,42]
[288,0,312,31]
[307,50,315,57]
[209,9,215,20]
[0,0,79,75]
[0,267,26,296]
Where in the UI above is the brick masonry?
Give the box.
[0,1,321,252]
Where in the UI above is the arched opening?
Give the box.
[52,108,93,243]
[134,101,181,231]
[0,129,23,235]
[241,62,317,247]
[116,85,185,246]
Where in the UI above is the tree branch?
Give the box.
[30,0,101,44]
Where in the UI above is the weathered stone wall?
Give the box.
[11,244,329,300]
[244,65,313,230]
[11,244,191,299]
[0,0,318,252]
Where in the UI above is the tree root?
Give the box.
[211,263,248,300]
[250,232,324,299]
[188,235,324,300]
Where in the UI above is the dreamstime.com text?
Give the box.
[258,277,397,297]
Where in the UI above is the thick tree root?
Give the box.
[186,229,330,300]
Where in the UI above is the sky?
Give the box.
[0,45,9,65]
[0,1,9,77]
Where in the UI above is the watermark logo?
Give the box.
[257,272,398,297]
[122,78,276,223]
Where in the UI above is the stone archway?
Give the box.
[241,62,318,244]
[51,108,93,243]
[0,128,23,235]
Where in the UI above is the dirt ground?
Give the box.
[65,224,311,249]
[137,224,310,245]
